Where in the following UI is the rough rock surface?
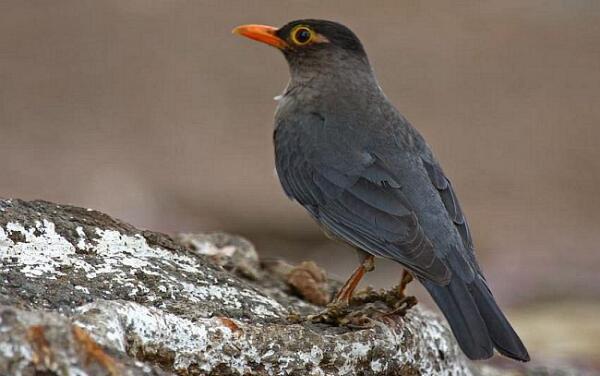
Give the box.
[0,198,474,375]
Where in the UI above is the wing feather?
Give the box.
[275,124,451,284]
[422,159,473,250]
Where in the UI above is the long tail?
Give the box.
[422,274,530,361]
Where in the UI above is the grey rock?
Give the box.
[0,198,472,375]
[177,232,262,280]
[0,304,167,375]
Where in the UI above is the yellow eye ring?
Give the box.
[290,26,313,46]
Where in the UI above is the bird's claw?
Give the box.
[375,295,418,319]
[306,300,351,324]
[301,288,417,328]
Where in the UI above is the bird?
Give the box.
[233,19,529,362]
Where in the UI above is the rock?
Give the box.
[0,304,166,375]
[285,261,331,306]
[177,232,262,280]
[0,198,472,375]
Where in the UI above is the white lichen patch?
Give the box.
[370,359,383,373]
[0,221,78,278]
[75,226,87,250]
[0,220,284,319]
[74,285,90,294]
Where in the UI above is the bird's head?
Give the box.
[233,19,372,82]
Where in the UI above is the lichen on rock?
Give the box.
[0,199,474,375]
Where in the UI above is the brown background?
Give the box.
[1,1,599,369]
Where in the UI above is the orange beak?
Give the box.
[232,24,287,49]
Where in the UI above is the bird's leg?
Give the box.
[396,269,414,299]
[331,254,375,305]
[374,269,417,318]
[306,253,374,325]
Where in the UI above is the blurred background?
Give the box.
[1,1,599,372]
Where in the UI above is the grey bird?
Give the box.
[233,19,529,362]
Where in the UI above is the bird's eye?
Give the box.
[291,26,313,45]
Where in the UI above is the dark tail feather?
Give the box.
[422,277,494,360]
[422,276,530,362]
[470,277,530,361]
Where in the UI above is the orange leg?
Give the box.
[397,269,414,298]
[332,254,375,304]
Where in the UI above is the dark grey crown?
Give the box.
[275,19,366,55]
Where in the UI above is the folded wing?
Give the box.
[275,124,451,284]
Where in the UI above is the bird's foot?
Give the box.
[306,299,351,324]
[373,295,418,320]
[306,300,378,329]
[351,286,418,309]
[302,286,417,329]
